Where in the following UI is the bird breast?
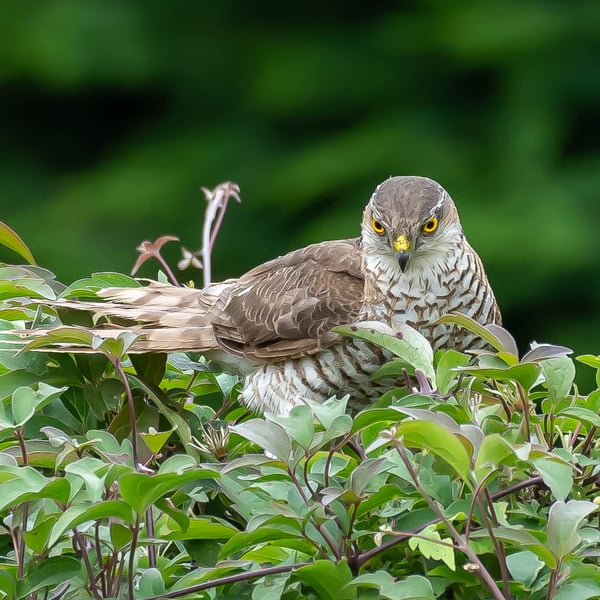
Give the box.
[360,241,481,351]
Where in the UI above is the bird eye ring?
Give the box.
[422,217,438,234]
[371,218,385,235]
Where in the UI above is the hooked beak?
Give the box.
[394,235,411,273]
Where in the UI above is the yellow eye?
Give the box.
[371,218,385,235]
[422,217,438,234]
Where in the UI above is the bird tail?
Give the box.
[13,282,225,353]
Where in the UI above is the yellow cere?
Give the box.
[394,235,410,252]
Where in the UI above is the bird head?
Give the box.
[361,176,463,273]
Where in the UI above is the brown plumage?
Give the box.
[39,176,501,414]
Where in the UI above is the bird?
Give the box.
[38,176,501,415]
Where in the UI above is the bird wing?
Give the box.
[208,238,364,361]
[27,239,364,362]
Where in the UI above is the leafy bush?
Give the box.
[0,222,599,599]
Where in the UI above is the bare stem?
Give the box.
[155,254,180,287]
[73,529,102,600]
[146,506,157,569]
[200,182,240,289]
[15,428,29,580]
[483,488,511,600]
[516,383,531,443]
[145,562,310,599]
[111,357,139,469]
[128,519,140,600]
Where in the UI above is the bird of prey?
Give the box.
[40,176,501,415]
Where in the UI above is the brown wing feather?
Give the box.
[209,238,363,360]
[33,239,363,363]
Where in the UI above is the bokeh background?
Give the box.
[1,2,599,382]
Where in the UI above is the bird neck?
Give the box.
[359,236,465,321]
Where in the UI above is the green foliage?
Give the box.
[2,235,600,598]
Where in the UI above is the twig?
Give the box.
[145,562,310,599]
[483,488,511,599]
[73,529,102,600]
[131,236,180,286]
[128,518,140,600]
[147,506,157,569]
[111,357,139,469]
[15,428,29,580]
[516,383,531,443]
[200,182,241,288]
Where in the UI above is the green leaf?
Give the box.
[157,454,197,474]
[23,515,58,555]
[11,383,67,427]
[554,579,600,600]
[408,526,455,570]
[477,526,556,567]
[474,434,516,481]
[353,407,409,434]
[138,568,165,598]
[0,221,36,265]
[0,567,17,598]
[456,363,540,391]
[531,456,573,501]
[344,573,435,600]
[0,370,45,402]
[302,395,349,429]
[221,527,311,558]
[311,414,353,449]
[349,457,387,496]
[295,560,354,600]
[436,313,507,353]
[0,471,70,513]
[21,326,97,352]
[577,354,600,386]
[16,556,80,598]
[435,350,470,394]
[130,352,167,385]
[140,426,177,455]
[64,456,108,501]
[119,468,218,514]
[251,572,291,600]
[110,522,132,550]
[558,406,600,428]
[539,355,575,400]
[397,420,472,482]
[267,405,315,449]
[230,419,292,461]
[48,501,135,548]
[162,517,237,541]
[335,321,435,383]
[60,272,140,298]
[577,355,600,369]
[547,500,598,560]
[506,550,545,590]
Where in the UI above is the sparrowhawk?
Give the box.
[44,176,501,414]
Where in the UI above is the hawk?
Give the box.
[44,176,501,414]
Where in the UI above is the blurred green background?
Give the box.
[1,2,599,373]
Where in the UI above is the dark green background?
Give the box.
[1,2,599,372]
